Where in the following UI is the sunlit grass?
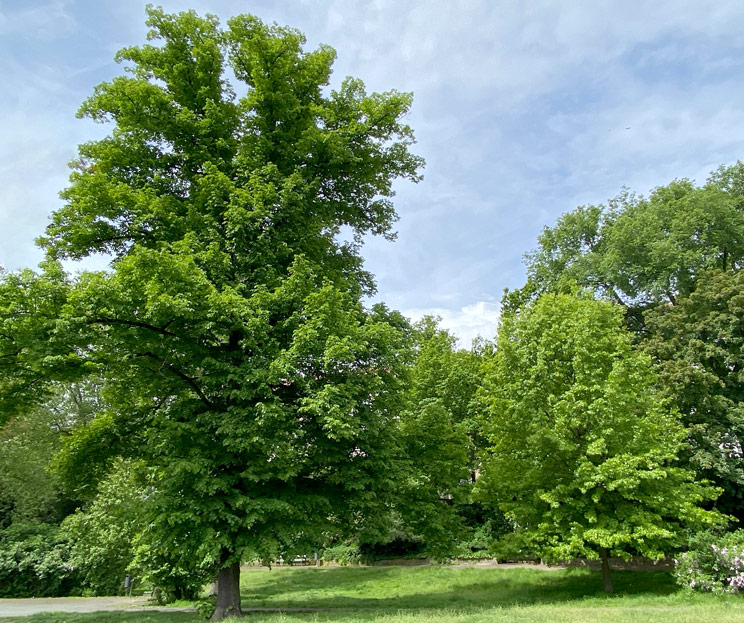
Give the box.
[3,565,744,623]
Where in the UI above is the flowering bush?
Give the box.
[674,530,744,593]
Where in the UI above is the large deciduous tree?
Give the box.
[478,293,724,593]
[643,269,744,517]
[0,8,423,619]
[517,167,744,311]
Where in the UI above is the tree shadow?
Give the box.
[239,566,679,613]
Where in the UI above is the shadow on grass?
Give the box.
[0,569,682,623]
[239,566,679,612]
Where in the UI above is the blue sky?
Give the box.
[2,1,744,344]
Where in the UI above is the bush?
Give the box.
[454,502,514,559]
[674,530,744,593]
[0,521,82,597]
[321,544,360,565]
[134,544,208,603]
[359,535,426,561]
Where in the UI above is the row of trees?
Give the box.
[1,6,742,618]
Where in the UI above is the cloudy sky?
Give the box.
[2,1,744,344]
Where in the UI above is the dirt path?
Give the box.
[0,596,194,618]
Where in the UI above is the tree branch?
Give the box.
[134,352,214,409]
[92,317,179,337]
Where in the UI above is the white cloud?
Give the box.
[3,0,744,317]
[403,301,501,348]
[0,1,77,39]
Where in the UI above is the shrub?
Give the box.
[674,530,744,593]
[359,535,426,562]
[454,502,514,559]
[0,521,82,597]
[321,544,360,565]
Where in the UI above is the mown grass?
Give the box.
[2,565,744,623]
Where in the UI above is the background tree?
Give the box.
[0,7,423,618]
[518,166,744,311]
[0,380,103,598]
[506,164,744,519]
[388,318,474,558]
[62,459,147,597]
[478,293,724,592]
[643,269,744,518]
[397,318,510,557]
[0,379,101,528]
[0,407,64,528]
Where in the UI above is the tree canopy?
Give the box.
[478,293,724,592]
[517,165,744,311]
[643,269,744,517]
[505,165,744,520]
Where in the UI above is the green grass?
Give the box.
[3,566,744,623]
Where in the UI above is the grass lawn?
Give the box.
[2,565,743,623]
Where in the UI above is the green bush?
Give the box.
[454,502,514,559]
[674,530,744,593]
[321,544,360,565]
[359,535,427,561]
[0,521,82,597]
[195,596,217,618]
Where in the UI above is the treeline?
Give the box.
[1,6,742,618]
[4,162,744,596]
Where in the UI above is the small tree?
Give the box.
[506,165,744,517]
[478,293,725,592]
[62,460,139,596]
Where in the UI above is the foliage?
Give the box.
[0,521,81,598]
[63,456,209,600]
[392,318,492,557]
[320,543,361,565]
[520,166,744,309]
[0,381,101,528]
[643,269,744,518]
[62,459,146,596]
[0,7,423,613]
[507,164,744,519]
[0,409,63,528]
[0,265,94,426]
[477,294,725,569]
[135,537,212,603]
[407,318,488,469]
[674,530,744,593]
[0,383,108,598]
[453,501,513,559]
[195,597,217,619]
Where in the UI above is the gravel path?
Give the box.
[0,596,194,617]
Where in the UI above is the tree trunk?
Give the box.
[210,559,243,620]
[599,547,613,593]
